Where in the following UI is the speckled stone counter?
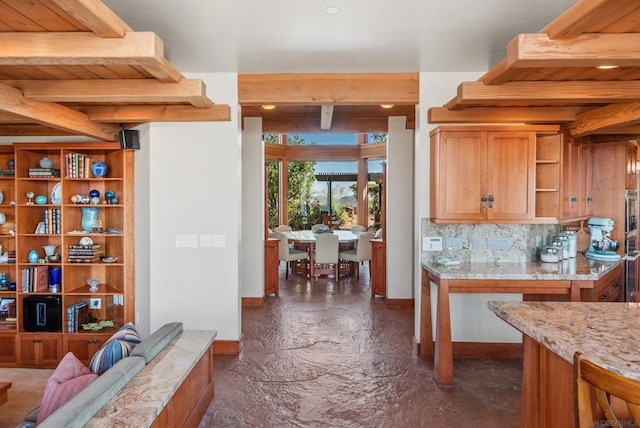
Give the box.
[488,301,640,427]
[86,330,217,428]
[420,255,624,387]
[489,301,640,380]
[422,254,622,281]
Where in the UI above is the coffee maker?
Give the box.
[585,217,622,261]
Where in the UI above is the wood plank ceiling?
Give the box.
[0,0,229,141]
[428,0,640,139]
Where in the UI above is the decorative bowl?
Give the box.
[101,257,118,263]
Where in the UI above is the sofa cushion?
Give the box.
[89,322,141,375]
[38,355,146,428]
[131,322,183,363]
[37,352,98,423]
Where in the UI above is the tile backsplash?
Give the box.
[421,219,561,263]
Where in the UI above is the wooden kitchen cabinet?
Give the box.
[580,263,623,302]
[592,141,636,247]
[535,132,593,222]
[430,126,537,223]
[17,333,63,367]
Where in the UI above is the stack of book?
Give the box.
[66,302,88,332]
[65,153,92,178]
[28,168,61,178]
[43,208,61,234]
[21,266,49,292]
[7,251,15,264]
[0,169,14,177]
[67,244,103,263]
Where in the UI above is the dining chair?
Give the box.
[272,231,309,279]
[351,225,366,233]
[274,225,292,232]
[339,231,374,279]
[374,228,383,239]
[313,232,339,281]
[574,351,640,428]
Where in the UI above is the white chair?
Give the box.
[339,231,374,279]
[313,233,339,281]
[351,225,366,235]
[272,231,309,279]
[274,225,292,232]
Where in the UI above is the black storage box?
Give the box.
[23,295,62,332]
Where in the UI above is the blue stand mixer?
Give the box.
[584,217,621,261]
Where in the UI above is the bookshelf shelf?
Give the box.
[0,142,135,368]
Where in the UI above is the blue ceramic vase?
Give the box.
[81,207,99,231]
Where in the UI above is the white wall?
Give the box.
[134,124,151,338]
[386,116,414,299]
[241,118,265,298]
[147,72,241,340]
[416,72,522,343]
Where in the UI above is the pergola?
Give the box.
[314,172,383,220]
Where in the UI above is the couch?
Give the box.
[19,322,214,428]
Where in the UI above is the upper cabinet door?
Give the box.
[485,132,535,221]
[431,131,486,221]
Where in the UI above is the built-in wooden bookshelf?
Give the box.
[0,142,135,368]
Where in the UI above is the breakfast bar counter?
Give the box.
[420,256,623,386]
[488,301,640,427]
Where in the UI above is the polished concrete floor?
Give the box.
[199,263,522,427]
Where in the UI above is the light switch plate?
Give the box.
[90,298,101,309]
[175,234,198,248]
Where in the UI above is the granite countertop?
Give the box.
[488,301,640,381]
[86,329,217,428]
[422,254,622,281]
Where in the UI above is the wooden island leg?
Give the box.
[419,268,434,358]
[433,278,454,386]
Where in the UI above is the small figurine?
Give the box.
[25,191,34,205]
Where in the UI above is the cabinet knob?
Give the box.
[481,195,487,208]
[488,195,494,208]
[600,294,608,300]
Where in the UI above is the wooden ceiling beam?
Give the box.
[451,81,640,106]
[428,106,589,124]
[0,32,183,83]
[569,102,640,137]
[79,104,231,122]
[0,124,71,136]
[542,0,639,39]
[507,33,640,68]
[238,73,419,105]
[0,82,119,140]
[48,0,133,37]
[257,117,397,134]
[5,79,213,108]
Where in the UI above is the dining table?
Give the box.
[283,230,359,278]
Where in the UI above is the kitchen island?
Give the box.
[488,300,640,428]
[420,256,623,386]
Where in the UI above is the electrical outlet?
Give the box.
[446,237,463,250]
[487,237,511,250]
[90,298,101,309]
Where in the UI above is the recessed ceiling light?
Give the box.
[261,104,276,110]
[380,104,394,109]
[326,6,340,15]
[597,65,619,69]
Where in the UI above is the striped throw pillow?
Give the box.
[89,322,141,375]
